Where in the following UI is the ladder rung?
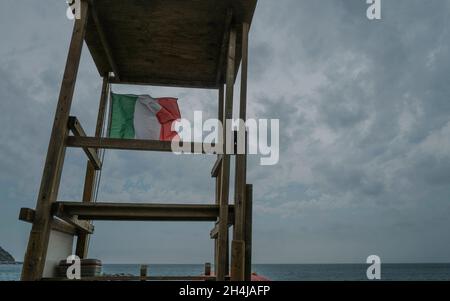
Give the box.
[66,136,217,154]
[52,202,235,222]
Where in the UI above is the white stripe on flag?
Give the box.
[133,95,162,140]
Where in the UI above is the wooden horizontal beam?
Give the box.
[68,117,102,170]
[52,202,235,222]
[19,208,93,235]
[108,76,219,90]
[211,155,223,178]
[66,136,217,154]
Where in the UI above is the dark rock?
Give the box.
[0,246,15,264]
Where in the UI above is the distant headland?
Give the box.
[0,246,16,264]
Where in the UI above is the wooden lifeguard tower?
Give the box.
[19,0,257,281]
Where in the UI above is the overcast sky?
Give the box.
[1,0,450,264]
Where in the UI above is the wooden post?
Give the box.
[75,76,109,258]
[231,22,250,281]
[230,240,245,281]
[244,184,253,281]
[214,85,224,277]
[21,0,89,281]
[204,263,212,276]
[140,264,148,281]
[218,84,225,127]
[217,26,237,281]
[234,22,249,240]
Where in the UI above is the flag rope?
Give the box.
[92,84,112,205]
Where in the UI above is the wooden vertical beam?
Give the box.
[231,22,250,281]
[214,85,224,276]
[214,239,219,277]
[218,84,225,126]
[216,9,233,85]
[204,263,212,276]
[215,85,224,205]
[234,22,250,241]
[244,184,253,281]
[75,77,109,258]
[230,240,245,281]
[21,0,89,281]
[217,26,237,281]
[140,265,148,281]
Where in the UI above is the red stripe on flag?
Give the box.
[156,97,181,141]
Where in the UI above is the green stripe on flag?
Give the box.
[109,93,138,139]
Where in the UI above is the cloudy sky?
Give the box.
[1,0,450,264]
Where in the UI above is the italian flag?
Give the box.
[109,93,181,141]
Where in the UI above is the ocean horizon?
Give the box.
[2,263,450,281]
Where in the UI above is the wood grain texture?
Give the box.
[19,208,88,236]
[76,77,109,258]
[217,26,237,281]
[21,1,89,281]
[233,22,250,241]
[204,263,212,276]
[53,202,235,222]
[244,184,253,281]
[68,116,102,170]
[230,240,245,281]
[84,0,257,88]
[214,85,225,276]
[88,0,120,79]
[66,136,217,154]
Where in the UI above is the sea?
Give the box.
[2,263,450,281]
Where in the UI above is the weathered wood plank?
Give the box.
[66,136,217,154]
[76,77,109,258]
[230,240,245,281]
[211,222,220,239]
[204,263,212,276]
[88,0,120,79]
[216,9,233,85]
[218,84,225,125]
[68,117,102,170]
[230,23,250,281]
[21,0,89,281]
[50,214,94,234]
[109,76,219,89]
[217,26,237,281]
[214,85,225,276]
[19,208,92,236]
[18,208,36,224]
[244,184,253,281]
[52,202,235,222]
[233,22,250,241]
[85,0,258,88]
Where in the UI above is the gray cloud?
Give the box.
[1,0,450,264]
